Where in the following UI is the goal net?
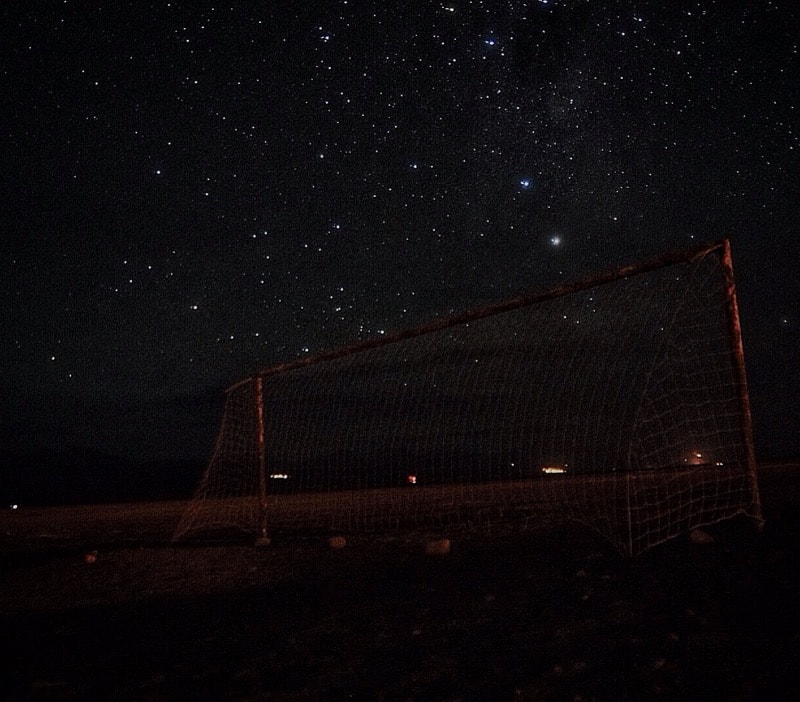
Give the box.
[174,240,762,555]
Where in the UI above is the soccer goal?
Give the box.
[174,240,762,555]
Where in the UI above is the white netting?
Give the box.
[174,243,761,554]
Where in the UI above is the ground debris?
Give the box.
[1,504,799,699]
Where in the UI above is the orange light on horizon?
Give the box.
[542,465,568,474]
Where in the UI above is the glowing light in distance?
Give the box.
[542,465,568,474]
[684,451,718,466]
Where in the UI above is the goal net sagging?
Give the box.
[174,240,762,555]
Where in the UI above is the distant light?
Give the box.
[542,465,567,474]
[9,504,18,510]
[550,235,561,246]
[519,178,532,189]
[269,473,290,480]
[407,474,417,485]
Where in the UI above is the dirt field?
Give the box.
[1,462,798,700]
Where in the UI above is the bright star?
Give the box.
[519,178,532,189]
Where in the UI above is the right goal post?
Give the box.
[174,239,762,555]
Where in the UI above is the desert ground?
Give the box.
[1,461,798,700]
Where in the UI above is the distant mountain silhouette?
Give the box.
[0,446,203,506]
[1,387,222,505]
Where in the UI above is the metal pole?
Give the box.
[224,240,729,392]
[255,374,270,544]
[721,240,764,528]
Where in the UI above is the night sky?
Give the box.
[4,1,798,468]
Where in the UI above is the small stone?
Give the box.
[689,528,714,545]
[425,538,451,556]
[569,660,587,674]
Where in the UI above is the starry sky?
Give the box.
[4,0,799,462]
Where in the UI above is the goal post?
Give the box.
[720,239,763,530]
[174,240,762,555]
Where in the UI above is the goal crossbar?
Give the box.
[232,240,734,389]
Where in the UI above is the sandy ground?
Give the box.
[1,462,798,700]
